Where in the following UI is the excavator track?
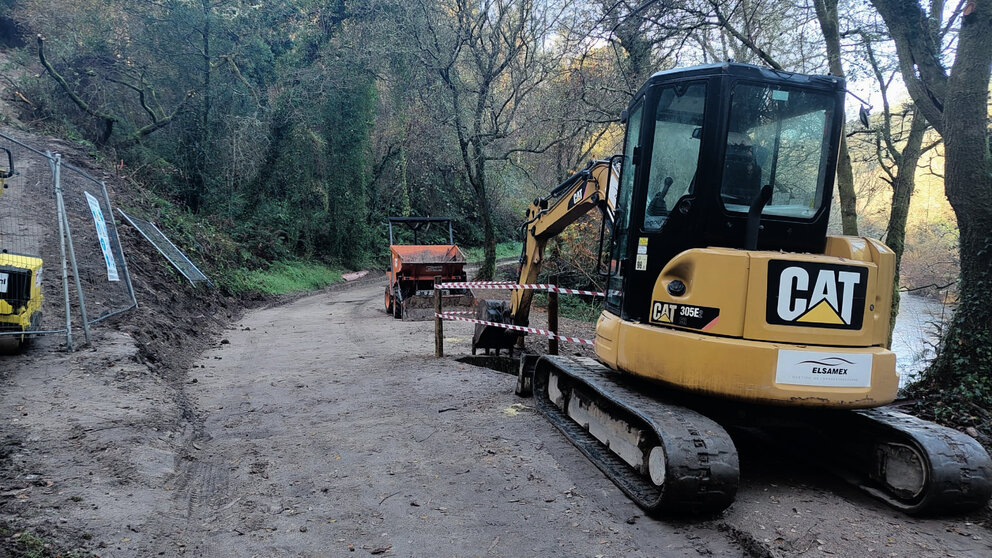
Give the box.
[779,407,992,514]
[532,355,739,515]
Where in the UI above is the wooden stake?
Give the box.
[548,281,559,356]
[434,276,443,357]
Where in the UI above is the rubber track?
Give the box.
[851,407,992,514]
[533,356,739,514]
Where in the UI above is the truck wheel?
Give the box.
[393,300,403,319]
[385,288,393,314]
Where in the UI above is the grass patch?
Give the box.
[533,292,603,323]
[0,524,93,558]
[463,241,522,263]
[227,261,344,295]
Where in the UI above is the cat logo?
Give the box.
[650,301,720,330]
[654,302,676,322]
[766,260,868,330]
[568,185,585,209]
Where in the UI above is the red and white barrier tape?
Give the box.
[435,312,596,346]
[552,286,604,297]
[437,281,604,297]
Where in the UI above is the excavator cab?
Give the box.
[605,63,843,325]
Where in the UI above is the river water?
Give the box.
[890,293,950,388]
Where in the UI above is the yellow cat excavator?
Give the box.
[0,146,43,347]
[478,63,991,515]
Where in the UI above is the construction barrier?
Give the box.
[434,311,596,345]
[437,281,605,298]
[0,130,138,350]
[433,280,601,357]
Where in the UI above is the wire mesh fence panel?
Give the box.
[0,129,136,348]
[118,209,210,286]
[0,131,68,340]
[56,158,136,327]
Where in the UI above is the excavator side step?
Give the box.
[532,355,739,515]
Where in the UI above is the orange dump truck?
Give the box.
[385,217,474,320]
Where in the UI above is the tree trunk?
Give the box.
[927,1,992,387]
[472,157,497,280]
[190,0,213,213]
[885,112,927,346]
[835,134,858,235]
[480,209,497,280]
[871,0,992,402]
[813,0,858,235]
[613,15,652,89]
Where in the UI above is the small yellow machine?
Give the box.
[0,146,44,346]
[479,63,991,515]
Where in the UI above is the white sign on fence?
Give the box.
[85,191,120,282]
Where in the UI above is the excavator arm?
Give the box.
[510,158,619,327]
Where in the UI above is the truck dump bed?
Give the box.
[385,218,474,320]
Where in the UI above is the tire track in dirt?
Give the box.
[156,279,747,557]
[49,275,979,558]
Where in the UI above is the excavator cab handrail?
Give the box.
[596,154,623,276]
[0,147,14,181]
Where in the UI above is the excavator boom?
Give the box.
[471,159,618,355]
[511,159,618,327]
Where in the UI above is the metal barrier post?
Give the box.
[548,282,559,356]
[53,155,91,346]
[434,276,443,357]
[49,153,73,350]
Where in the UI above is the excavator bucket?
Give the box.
[471,299,517,355]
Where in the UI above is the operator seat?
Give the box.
[721,132,762,206]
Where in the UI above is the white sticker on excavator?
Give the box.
[775,350,872,388]
[0,273,7,293]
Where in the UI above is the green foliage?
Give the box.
[247,72,375,267]
[225,260,344,295]
[8,0,620,284]
[463,241,522,263]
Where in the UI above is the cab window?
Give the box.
[643,82,707,231]
[721,83,835,218]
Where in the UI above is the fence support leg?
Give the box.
[434,276,443,358]
[49,153,73,351]
[53,155,91,346]
[549,284,559,356]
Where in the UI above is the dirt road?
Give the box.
[2,278,990,557]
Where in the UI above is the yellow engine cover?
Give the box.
[0,253,44,333]
[595,236,899,408]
